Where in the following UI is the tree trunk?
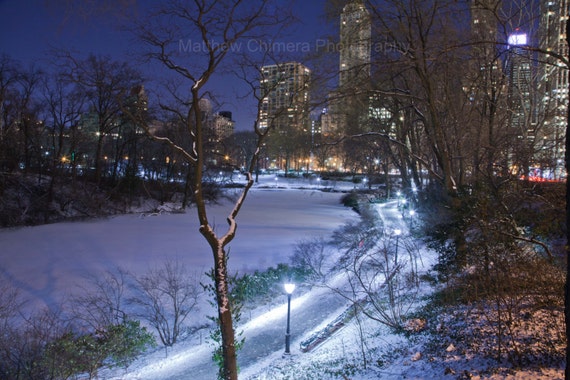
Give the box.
[564,20,570,380]
[95,132,104,185]
[193,87,239,379]
[214,246,238,380]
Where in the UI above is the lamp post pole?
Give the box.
[284,283,295,355]
[394,228,402,261]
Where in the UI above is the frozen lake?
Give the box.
[0,187,357,310]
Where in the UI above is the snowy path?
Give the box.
[116,265,353,379]
[151,284,350,380]
[374,200,407,233]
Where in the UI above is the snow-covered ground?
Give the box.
[0,175,564,379]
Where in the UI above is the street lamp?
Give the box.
[409,210,415,228]
[284,282,296,355]
[394,228,402,261]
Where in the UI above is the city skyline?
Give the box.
[0,0,567,179]
[0,0,333,131]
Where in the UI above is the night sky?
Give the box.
[0,0,337,130]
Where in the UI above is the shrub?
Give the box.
[340,191,360,212]
[44,320,155,377]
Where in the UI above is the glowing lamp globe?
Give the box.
[284,283,296,294]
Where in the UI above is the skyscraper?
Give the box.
[538,0,568,178]
[213,111,235,140]
[339,0,371,90]
[506,33,532,130]
[206,111,235,167]
[469,0,503,101]
[322,0,372,137]
[471,0,501,54]
[505,32,535,172]
[259,62,311,133]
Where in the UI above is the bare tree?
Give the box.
[291,237,334,282]
[14,65,46,177]
[0,275,22,330]
[366,0,472,194]
[129,259,202,348]
[0,55,21,172]
[71,267,130,331]
[331,207,421,330]
[56,53,142,185]
[346,232,420,330]
[125,2,293,378]
[0,276,26,379]
[226,131,258,173]
[0,305,70,380]
[41,71,86,200]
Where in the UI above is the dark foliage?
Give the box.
[340,191,360,213]
[0,172,229,228]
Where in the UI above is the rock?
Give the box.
[444,367,456,375]
[404,318,427,332]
